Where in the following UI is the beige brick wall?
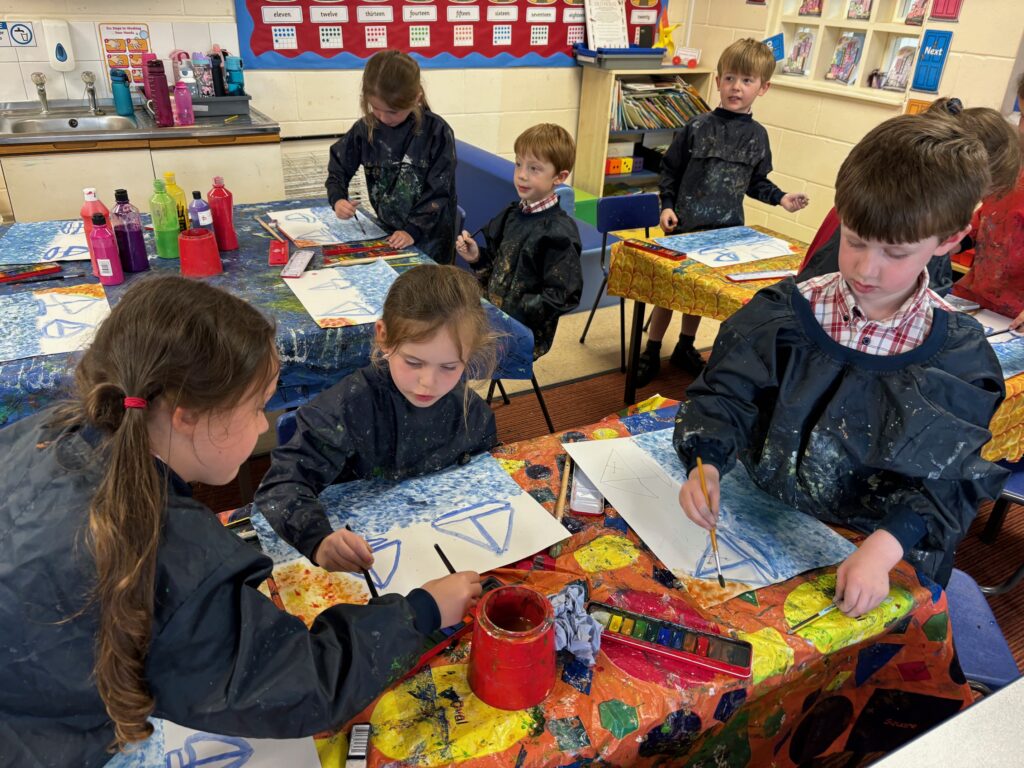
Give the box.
[668,0,1024,241]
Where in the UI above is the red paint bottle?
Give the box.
[468,585,555,710]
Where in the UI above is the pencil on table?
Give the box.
[696,457,726,588]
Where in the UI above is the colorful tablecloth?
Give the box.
[608,232,1024,463]
[0,201,534,427]
[256,399,972,767]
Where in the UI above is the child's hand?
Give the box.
[313,528,374,572]
[421,571,483,627]
[334,199,357,220]
[387,230,414,249]
[456,230,480,263]
[780,193,810,213]
[678,462,720,530]
[834,529,903,617]
[1011,309,1024,331]
[660,208,679,234]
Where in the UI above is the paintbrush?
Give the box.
[254,214,284,242]
[554,454,573,522]
[329,252,419,267]
[787,603,838,635]
[4,270,87,285]
[353,208,368,237]
[697,457,725,588]
[434,542,456,574]
[345,523,378,599]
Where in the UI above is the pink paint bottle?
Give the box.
[89,213,125,286]
[80,187,110,277]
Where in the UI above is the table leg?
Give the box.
[624,300,646,405]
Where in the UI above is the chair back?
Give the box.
[595,193,661,236]
[276,410,298,447]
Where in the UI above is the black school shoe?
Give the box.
[670,340,705,376]
[634,348,661,388]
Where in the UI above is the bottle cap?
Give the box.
[153,179,166,192]
[192,191,202,199]
[213,176,224,186]
[114,189,128,203]
[83,187,96,200]
[163,171,176,183]
[91,213,106,225]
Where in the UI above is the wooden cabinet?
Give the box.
[574,65,713,197]
[2,135,285,221]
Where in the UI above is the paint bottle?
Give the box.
[145,60,174,128]
[162,172,190,231]
[89,214,124,286]
[109,68,135,118]
[172,81,195,126]
[110,189,150,273]
[150,179,181,260]
[207,176,239,251]
[80,187,110,277]
[188,191,213,231]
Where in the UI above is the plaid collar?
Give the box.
[520,193,559,214]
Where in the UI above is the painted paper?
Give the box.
[253,453,569,596]
[102,718,319,768]
[654,226,797,268]
[564,428,855,607]
[0,219,90,265]
[972,308,1014,337]
[268,205,387,247]
[0,284,110,364]
[990,335,1024,380]
[283,257,398,328]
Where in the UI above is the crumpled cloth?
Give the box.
[550,583,602,666]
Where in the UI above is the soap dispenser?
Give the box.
[42,19,76,73]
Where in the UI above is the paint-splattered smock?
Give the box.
[673,279,1007,585]
[659,107,784,232]
[471,201,583,358]
[254,363,497,562]
[326,110,458,263]
[952,174,1024,317]
[0,409,441,768]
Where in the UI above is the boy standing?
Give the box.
[456,124,583,358]
[637,38,808,386]
[675,114,1007,616]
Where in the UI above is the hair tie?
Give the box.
[945,97,964,116]
[123,397,148,410]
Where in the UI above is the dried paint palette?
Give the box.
[588,601,753,678]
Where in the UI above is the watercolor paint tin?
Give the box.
[588,601,753,678]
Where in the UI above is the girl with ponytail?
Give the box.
[0,275,480,766]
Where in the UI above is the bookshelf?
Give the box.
[770,0,926,105]
[574,65,714,197]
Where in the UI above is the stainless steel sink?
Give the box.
[0,113,137,134]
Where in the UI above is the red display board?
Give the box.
[234,0,662,69]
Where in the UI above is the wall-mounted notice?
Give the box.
[98,23,150,88]
[234,0,660,69]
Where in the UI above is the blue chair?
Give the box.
[982,457,1024,544]
[276,410,298,447]
[579,193,661,372]
[947,567,1020,695]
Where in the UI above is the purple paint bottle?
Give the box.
[110,189,150,273]
[188,191,213,230]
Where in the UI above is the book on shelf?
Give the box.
[904,0,929,25]
[611,77,710,131]
[798,0,822,16]
[781,28,815,76]
[882,43,917,91]
[824,31,865,86]
[846,0,872,20]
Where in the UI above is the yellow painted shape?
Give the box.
[371,665,534,766]
[315,731,347,765]
[738,626,794,685]
[572,534,639,573]
[826,670,852,692]
[784,573,914,654]
[496,458,526,475]
[592,427,622,440]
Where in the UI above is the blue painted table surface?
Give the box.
[0,198,534,427]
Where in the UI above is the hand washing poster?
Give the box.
[233,0,662,69]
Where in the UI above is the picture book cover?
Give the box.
[825,31,865,86]
[846,0,873,20]
[782,28,815,76]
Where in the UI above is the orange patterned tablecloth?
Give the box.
[254,399,974,767]
[608,233,1024,463]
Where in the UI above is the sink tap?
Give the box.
[31,72,49,115]
[81,71,102,115]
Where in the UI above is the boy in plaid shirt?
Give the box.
[674,114,1008,615]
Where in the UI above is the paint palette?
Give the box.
[588,601,753,678]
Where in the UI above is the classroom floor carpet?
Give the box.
[195,359,1024,675]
